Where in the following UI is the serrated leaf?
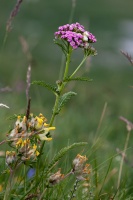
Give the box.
[57,91,77,114]
[7,114,24,120]
[64,76,92,82]
[32,81,57,94]
[54,40,67,57]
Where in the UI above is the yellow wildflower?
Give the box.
[33,144,37,150]
[39,113,47,122]
[38,126,55,141]
[15,138,23,148]
[35,150,40,156]
[34,116,44,130]
[21,138,30,147]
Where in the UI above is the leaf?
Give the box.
[32,81,57,94]
[64,76,93,82]
[43,142,88,176]
[54,39,67,57]
[57,91,77,114]
[7,114,24,120]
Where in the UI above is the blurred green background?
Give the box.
[0,0,133,160]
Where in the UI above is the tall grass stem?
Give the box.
[117,130,131,191]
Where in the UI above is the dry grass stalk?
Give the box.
[121,50,133,66]
[19,36,33,64]
[26,65,31,102]
[6,0,24,32]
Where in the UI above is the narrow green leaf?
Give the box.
[57,91,77,114]
[32,81,57,94]
[98,157,113,198]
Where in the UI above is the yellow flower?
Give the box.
[38,134,52,141]
[35,150,40,156]
[15,116,22,128]
[23,139,30,146]
[15,138,23,148]
[33,144,37,150]
[38,127,55,141]
[39,113,47,122]
[34,116,44,130]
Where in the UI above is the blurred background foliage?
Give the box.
[0,0,133,164]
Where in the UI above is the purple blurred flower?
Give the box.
[54,22,97,50]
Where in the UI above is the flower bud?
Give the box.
[72,154,90,180]
[49,169,64,185]
[6,151,17,167]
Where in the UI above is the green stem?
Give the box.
[24,165,26,193]
[49,94,60,126]
[38,46,72,160]
[63,45,73,80]
[70,56,87,78]
[50,46,72,126]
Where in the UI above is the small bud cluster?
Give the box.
[6,151,17,167]
[6,113,55,167]
[54,22,96,50]
[49,169,64,185]
[72,154,91,180]
[48,154,91,187]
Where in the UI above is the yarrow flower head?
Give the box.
[54,22,97,52]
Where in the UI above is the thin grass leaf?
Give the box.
[64,76,92,82]
[57,91,77,114]
[32,81,57,94]
[43,142,87,176]
[94,155,98,188]
[97,157,113,198]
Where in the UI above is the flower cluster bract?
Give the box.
[54,22,97,50]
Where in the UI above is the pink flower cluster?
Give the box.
[54,22,97,50]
